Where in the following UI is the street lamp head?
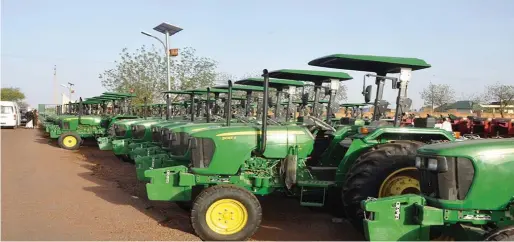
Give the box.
[141,31,153,37]
[153,22,183,36]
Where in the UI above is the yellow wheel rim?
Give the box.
[205,199,248,235]
[378,167,420,197]
[63,136,77,148]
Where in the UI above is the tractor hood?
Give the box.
[189,125,315,175]
[113,118,144,128]
[62,115,102,125]
[417,138,514,159]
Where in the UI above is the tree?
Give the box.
[1,87,25,102]
[420,82,456,112]
[484,82,514,118]
[99,45,220,104]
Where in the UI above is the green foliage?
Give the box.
[1,87,25,102]
[100,45,220,104]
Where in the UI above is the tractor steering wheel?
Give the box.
[304,116,336,133]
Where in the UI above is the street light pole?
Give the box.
[141,22,182,120]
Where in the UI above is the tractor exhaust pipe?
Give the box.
[261,69,269,154]
[226,80,233,127]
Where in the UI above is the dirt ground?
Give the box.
[1,129,362,241]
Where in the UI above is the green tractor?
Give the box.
[49,92,139,150]
[141,54,459,241]
[134,78,310,182]
[362,138,514,241]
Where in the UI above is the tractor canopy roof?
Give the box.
[340,103,370,107]
[214,84,264,92]
[235,77,304,89]
[189,88,229,94]
[83,98,103,104]
[285,99,330,105]
[308,53,431,73]
[162,90,193,95]
[268,69,352,85]
[102,92,136,97]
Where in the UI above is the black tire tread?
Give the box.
[342,140,424,231]
[191,184,262,241]
[484,226,514,241]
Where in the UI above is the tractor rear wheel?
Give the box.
[58,132,82,150]
[191,185,262,241]
[484,226,514,241]
[342,141,424,231]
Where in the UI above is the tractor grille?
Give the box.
[115,125,127,137]
[170,132,190,156]
[420,157,475,201]
[190,137,215,168]
[133,125,146,139]
[152,127,162,142]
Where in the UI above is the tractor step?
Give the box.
[297,180,335,188]
[298,180,335,207]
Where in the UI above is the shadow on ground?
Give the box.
[62,139,363,241]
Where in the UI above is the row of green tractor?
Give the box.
[38,53,514,241]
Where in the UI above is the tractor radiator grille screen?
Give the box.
[191,138,215,168]
[133,125,146,139]
[152,127,161,142]
[170,132,190,156]
[420,157,475,201]
[115,125,127,138]
[161,128,171,148]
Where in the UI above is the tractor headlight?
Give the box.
[427,158,438,171]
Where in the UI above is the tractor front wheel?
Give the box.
[58,132,82,150]
[191,185,262,241]
[342,141,424,231]
[484,226,514,241]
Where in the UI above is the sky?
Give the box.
[2,0,514,109]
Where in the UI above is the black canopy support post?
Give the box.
[226,80,233,127]
[372,72,386,121]
[206,88,211,123]
[261,69,269,154]
[275,88,282,120]
[245,91,252,117]
[166,94,171,120]
[312,83,321,117]
[190,93,195,122]
[285,89,292,123]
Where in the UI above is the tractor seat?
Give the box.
[414,117,436,128]
[340,117,356,125]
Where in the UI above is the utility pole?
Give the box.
[53,65,58,105]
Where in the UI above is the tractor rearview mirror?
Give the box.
[364,85,372,103]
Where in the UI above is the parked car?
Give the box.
[1,101,21,129]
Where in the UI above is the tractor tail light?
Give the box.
[359,127,369,134]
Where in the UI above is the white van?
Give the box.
[1,101,21,129]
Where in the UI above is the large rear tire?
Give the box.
[484,226,514,241]
[342,141,424,231]
[191,185,262,241]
